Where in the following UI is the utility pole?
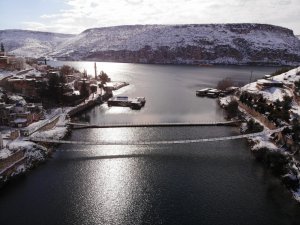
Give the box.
[0,132,3,149]
[249,70,253,83]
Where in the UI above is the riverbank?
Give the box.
[0,111,70,187]
[0,80,124,187]
[221,98,300,202]
[219,66,300,203]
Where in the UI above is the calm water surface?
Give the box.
[1,62,300,225]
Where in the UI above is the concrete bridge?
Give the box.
[28,127,283,146]
[68,121,241,129]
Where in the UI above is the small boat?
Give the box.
[196,88,222,98]
[196,88,212,97]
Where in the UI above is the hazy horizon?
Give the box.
[1,23,298,35]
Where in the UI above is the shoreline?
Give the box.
[219,93,300,203]
[52,59,295,68]
[0,82,124,188]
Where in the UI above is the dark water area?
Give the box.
[1,62,300,225]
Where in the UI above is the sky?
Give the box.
[0,0,299,34]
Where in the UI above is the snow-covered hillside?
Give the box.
[0,29,74,57]
[1,24,300,65]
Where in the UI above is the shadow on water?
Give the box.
[54,152,214,162]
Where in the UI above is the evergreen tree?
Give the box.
[291,119,300,141]
[80,81,89,98]
[48,74,62,103]
[0,42,4,52]
[282,96,292,111]
[226,100,239,119]
[99,71,111,84]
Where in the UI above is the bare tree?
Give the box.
[216,77,234,90]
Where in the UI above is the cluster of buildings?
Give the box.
[1,68,98,104]
[0,50,24,71]
[4,69,44,97]
[0,51,15,69]
[0,55,115,129]
[0,101,44,128]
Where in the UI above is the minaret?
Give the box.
[94,62,97,80]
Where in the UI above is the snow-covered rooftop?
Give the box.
[241,66,300,102]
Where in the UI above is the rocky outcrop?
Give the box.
[52,24,300,66]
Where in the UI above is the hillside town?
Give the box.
[1,41,300,204]
[0,46,128,186]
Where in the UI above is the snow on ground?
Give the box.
[0,148,12,159]
[17,69,42,77]
[241,66,300,102]
[239,66,300,203]
[26,108,66,134]
[271,67,300,84]
[2,24,299,65]
[15,164,26,173]
[263,87,292,102]
[0,70,14,80]
[32,127,68,140]
[7,94,26,105]
[56,113,69,126]
[8,140,47,158]
[241,81,291,102]
[31,112,69,139]
[291,105,300,118]
[219,96,233,107]
[52,24,300,55]
[8,139,37,150]
[293,189,300,202]
[249,134,278,151]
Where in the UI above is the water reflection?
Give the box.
[58,61,133,80]
[51,61,277,125]
[1,63,296,225]
[97,127,136,142]
[101,104,133,114]
[96,159,137,224]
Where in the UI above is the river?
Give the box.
[1,62,300,225]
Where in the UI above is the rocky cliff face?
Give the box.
[1,24,300,66]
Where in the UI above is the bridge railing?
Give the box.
[67,120,241,128]
[27,127,282,146]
